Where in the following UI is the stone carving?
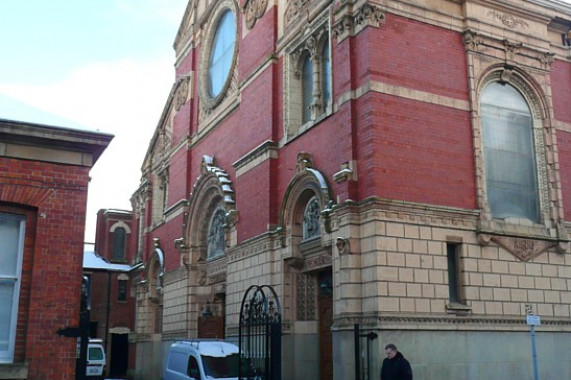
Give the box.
[303,253,332,271]
[197,270,207,286]
[296,152,314,172]
[463,30,483,51]
[487,10,529,29]
[284,0,312,30]
[174,76,190,111]
[336,237,350,255]
[539,52,555,70]
[207,207,227,259]
[302,196,321,240]
[333,2,384,42]
[243,0,268,29]
[490,236,557,262]
[502,39,522,61]
[354,3,384,28]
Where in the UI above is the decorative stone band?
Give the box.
[332,313,571,332]
[333,2,385,42]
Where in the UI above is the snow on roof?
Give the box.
[83,245,132,272]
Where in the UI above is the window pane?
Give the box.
[208,10,236,97]
[0,281,15,352]
[302,55,313,123]
[321,40,331,110]
[0,214,23,276]
[207,208,226,259]
[302,196,321,240]
[446,244,458,303]
[481,82,539,222]
[118,280,127,301]
[112,227,126,260]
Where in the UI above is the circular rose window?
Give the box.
[207,9,236,98]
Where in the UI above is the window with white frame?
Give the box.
[284,13,332,139]
[0,213,25,363]
[480,82,540,222]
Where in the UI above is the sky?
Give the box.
[0,0,188,242]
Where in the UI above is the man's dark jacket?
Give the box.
[380,352,413,380]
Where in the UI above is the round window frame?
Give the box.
[199,0,238,110]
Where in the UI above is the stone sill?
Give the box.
[0,362,28,379]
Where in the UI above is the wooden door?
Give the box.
[318,272,333,380]
[198,316,224,339]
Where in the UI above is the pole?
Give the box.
[530,325,539,380]
[354,324,360,380]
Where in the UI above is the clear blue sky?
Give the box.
[0,0,188,242]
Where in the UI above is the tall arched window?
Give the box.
[480,82,539,222]
[301,55,314,124]
[321,39,331,110]
[112,227,126,261]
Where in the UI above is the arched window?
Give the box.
[208,10,236,98]
[321,39,331,110]
[301,54,314,124]
[112,227,126,261]
[207,207,226,259]
[302,196,321,240]
[480,82,539,222]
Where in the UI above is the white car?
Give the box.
[86,339,106,378]
[164,340,239,380]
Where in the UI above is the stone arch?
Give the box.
[473,64,564,236]
[147,243,165,298]
[184,155,237,263]
[109,221,132,234]
[279,152,333,251]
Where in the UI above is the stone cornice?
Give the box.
[232,140,279,177]
[334,197,480,230]
[332,312,571,332]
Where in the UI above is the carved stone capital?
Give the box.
[463,30,483,51]
[333,2,384,43]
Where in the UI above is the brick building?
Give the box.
[83,208,136,378]
[0,118,112,379]
[129,0,570,379]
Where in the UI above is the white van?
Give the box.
[86,339,106,378]
[164,340,239,380]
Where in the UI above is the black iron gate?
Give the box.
[238,285,282,380]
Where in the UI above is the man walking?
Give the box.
[380,343,413,380]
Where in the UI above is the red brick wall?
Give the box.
[368,13,469,100]
[0,157,91,380]
[356,93,476,208]
[551,60,571,123]
[239,7,276,81]
[558,130,571,220]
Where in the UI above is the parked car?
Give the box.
[164,340,239,380]
[86,339,106,378]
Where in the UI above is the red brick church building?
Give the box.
[128,0,571,379]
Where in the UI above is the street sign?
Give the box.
[526,315,541,326]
